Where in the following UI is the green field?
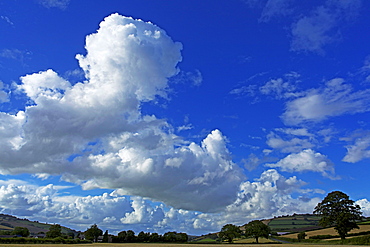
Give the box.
[267,214,321,232]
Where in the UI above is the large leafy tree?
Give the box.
[243,220,271,243]
[219,224,241,243]
[314,191,362,240]
[12,227,30,237]
[85,224,103,242]
[46,224,62,238]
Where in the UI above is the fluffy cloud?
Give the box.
[266,149,337,179]
[0,167,323,235]
[356,199,370,216]
[282,78,370,125]
[195,169,321,229]
[0,13,244,213]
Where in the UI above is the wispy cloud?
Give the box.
[259,0,294,23]
[291,0,362,53]
[0,81,9,103]
[38,0,70,10]
[1,16,14,26]
[282,78,370,125]
[342,131,370,163]
[244,0,362,53]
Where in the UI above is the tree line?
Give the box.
[84,223,188,243]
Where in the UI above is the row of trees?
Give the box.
[84,224,188,243]
[219,220,271,243]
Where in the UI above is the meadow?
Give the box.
[282,224,370,239]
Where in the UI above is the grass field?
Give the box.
[282,224,370,239]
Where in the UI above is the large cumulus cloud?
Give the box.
[0,169,322,235]
[0,13,244,213]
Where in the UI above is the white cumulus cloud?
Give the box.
[266,149,338,179]
[0,13,244,213]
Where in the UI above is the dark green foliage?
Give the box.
[11,226,30,237]
[244,220,271,243]
[125,229,136,242]
[309,234,335,239]
[149,232,160,242]
[219,224,241,243]
[162,231,187,242]
[117,230,127,242]
[163,231,178,242]
[340,235,370,245]
[314,191,362,240]
[297,231,306,241]
[112,230,186,243]
[102,230,109,242]
[137,231,150,242]
[0,230,12,235]
[46,224,62,238]
[84,224,103,242]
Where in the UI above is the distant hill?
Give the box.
[0,214,79,236]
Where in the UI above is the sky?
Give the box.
[0,0,370,236]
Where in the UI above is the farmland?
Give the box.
[282,224,370,239]
[267,214,321,232]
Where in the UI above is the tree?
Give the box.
[125,230,136,242]
[314,191,362,240]
[244,220,271,244]
[137,231,150,242]
[12,227,30,237]
[84,224,103,242]
[117,230,126,242]
[163,231,177,242]
[149,232,161,242]
[46,224,62,238]
[219,224,241,243]
[176,232,188,242]
[297,231,306,241]
[102,230,109,243]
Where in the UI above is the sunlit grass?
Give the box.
[282,224,370,239]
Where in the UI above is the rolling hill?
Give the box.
[0,214,79,236]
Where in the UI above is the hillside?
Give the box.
[0,214,79,236]
[267,214,322,233]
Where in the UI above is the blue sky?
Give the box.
[0,0,370,235]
